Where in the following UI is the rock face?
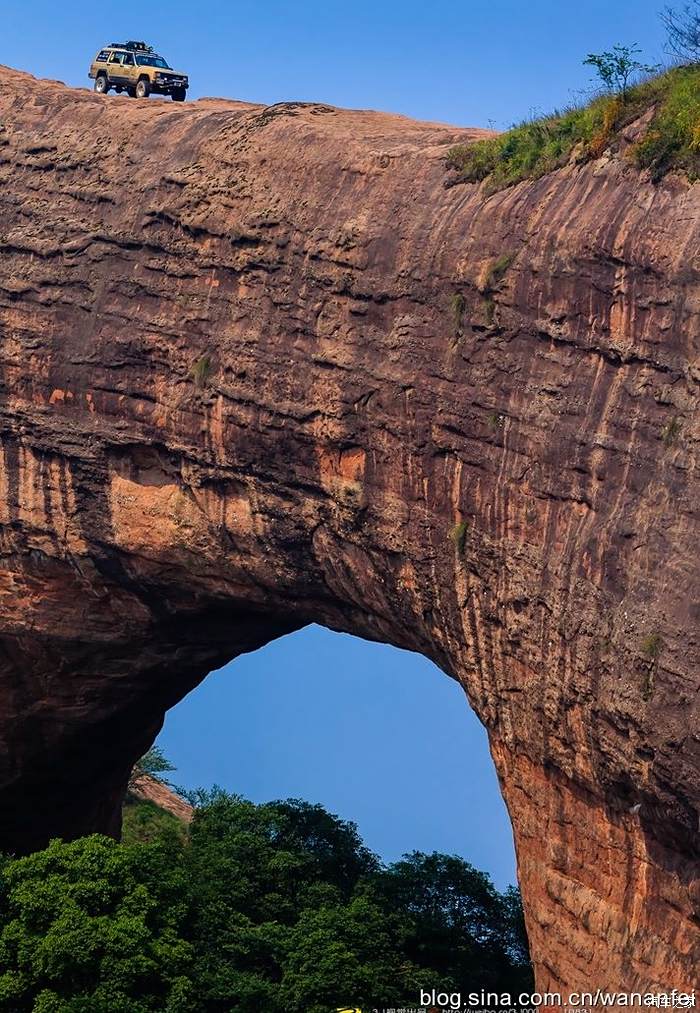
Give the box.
[129,774,193,823]
[0,65,698,992]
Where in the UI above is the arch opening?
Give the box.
[154,623,519,891]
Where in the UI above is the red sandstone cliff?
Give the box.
[0,65,698,992]
[129,774,193,822]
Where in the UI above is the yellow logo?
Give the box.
[336,1008,362,1012]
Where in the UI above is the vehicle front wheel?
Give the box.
[172,88,186,102]
[135,79,150,99]
[94,75,109,95]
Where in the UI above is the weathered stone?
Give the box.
[129,774,193,823]
[0,66,698,992]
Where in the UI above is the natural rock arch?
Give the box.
[0,66,698,992]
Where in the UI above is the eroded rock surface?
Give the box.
[0,66,698,992]
[129,774,193,822]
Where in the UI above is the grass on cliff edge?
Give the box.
[446,64,700,191]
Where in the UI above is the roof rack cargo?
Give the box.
[108,41,155,54]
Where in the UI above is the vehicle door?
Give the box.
[107,50,126,84]
[121,52,138,88]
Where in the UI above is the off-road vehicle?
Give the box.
[88,41,189,101]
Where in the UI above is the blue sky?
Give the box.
[4,0,671,888]
[158,626,519,890]
[6,0,668,127]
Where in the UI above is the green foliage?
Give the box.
[278,897,414,1013]
[122,797,188,847]
[641,632,664,660]
[633,70,700,180]
[368,852,533,995]
[583,44,658,99]
[450,520,469,557]
[484,253,515,289]
[182,794,391,1011]
[661,415,682,445]
[640,634,662,697]
[450,292,466,334]
[446,65,700,192]
[483,295,496,326]
[129,746,176,789]
[500,884,532,971]
[190,354,214,389]
[0,793,533,1012]
[187,794,380,915]
[0,835,194,1013]
[480,252,516,324]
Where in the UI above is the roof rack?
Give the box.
[108,41,155,54]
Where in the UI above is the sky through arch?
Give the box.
[157,625,518,890]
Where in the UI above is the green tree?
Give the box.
[500,885,531,970]
[370,851,534,993]
[279,896,415,1013]
[583,44,658,98]
[185,792,379,918]
[122,797,188,846]
[183,792,386,1011]
[129,746,176,789]
[0,792,533,1012]
[0,835,194,1013]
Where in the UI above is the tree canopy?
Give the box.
[128,746,176,789]
[0,790,533,1012]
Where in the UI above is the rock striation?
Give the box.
[0,65,698,992]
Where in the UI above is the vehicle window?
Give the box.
[123,53,134,65]
[95,51,109,62]
[108,52,124,64]
[136,55,171,68]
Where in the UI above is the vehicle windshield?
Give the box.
[135,55,171,68]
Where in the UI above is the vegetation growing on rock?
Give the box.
[122,794,188,845]
[190,353,214,389]
[446,65,700,191]
[451,520,469,557]
[128,745,176,789]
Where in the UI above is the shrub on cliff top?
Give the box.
[129,745,175,789]
[446,64,700,191]
[583,44,659,99]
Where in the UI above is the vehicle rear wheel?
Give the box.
[135,78,150,99]
[94,75,109,95]
[172,88,186,102]
[127,87,136,98]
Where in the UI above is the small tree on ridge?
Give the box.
[128,744,175,789]
[583,44,658,99]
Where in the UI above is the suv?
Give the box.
[89,41,189,102]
